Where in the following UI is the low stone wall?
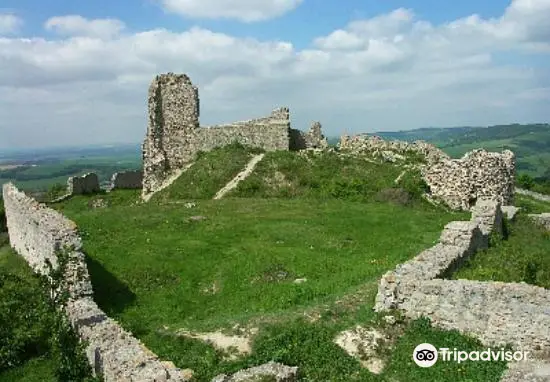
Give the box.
[2,183,190,381]
[375,199,550,357]
[110,170,143,190]
[516,188,550,202]
[68,173,100,195]
[528,213,550,231]
[338,134,449,165]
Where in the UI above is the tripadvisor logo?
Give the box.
[413,343,438,367]
[413,343,530,368]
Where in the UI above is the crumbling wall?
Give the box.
[196,108,291,152]
[338,134,449,165]
[2,183,190,381]
[141,73,331,198]
[374,199,550,357]
[423,149,515,210]
[290,122,329,150]
[68,173,100,195]
[142,73,200,196]
[110,170,143,190]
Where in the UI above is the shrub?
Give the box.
[517,174,535,190]
[375,188,412,206]
[0,248,98,381]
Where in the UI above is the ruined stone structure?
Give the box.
[68,172,100,195]
[2,183,191,382]
[110,170,143,190]
[423,149,516,210]
[375,199,550,359]
[289,121,329,150]
[338,134,516,211]
[338,134,450,165]
[142,73,327,198]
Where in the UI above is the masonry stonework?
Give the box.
[374,199,550,358]
[289,122,329,150]
[68,173,100,195]
[338,134,516,211]
[2,183,191,382]
[141,73,328,198]
[423,149,516,210]
[110,170,143,190]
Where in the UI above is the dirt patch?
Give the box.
[177,327,259,360]
[334,325,390,374]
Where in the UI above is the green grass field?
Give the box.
[6,143,538,381]
[46,145,515,381]
[454,212,550,288]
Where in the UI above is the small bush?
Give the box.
[523,262,540,285]
[376,188,412,206]
[0,249,98,381]
[517,174,535,190]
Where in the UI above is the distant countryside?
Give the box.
[2,123,549,198]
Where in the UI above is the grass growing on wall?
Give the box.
[0,246,97,381]
[453,215,550,288]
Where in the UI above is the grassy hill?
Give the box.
[47,145,517,381]
[4,143,549,381]
[374,123,550,179]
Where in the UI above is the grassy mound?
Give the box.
[453,215,550,288]
[151,143,263,202]
[230,150,427,203]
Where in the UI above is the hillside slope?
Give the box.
[374,123,550,179]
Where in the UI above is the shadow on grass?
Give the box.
[85,255,136,316]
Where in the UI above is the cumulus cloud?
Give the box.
[159,0,303,22]
[0,13,22,34]
[0,0,549,149]
[44,15,125,39]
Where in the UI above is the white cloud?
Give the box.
[0,13,22,35]
[159,0,303,22]
[44,15,125,39]
[0,0,549,149]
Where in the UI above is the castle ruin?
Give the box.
[142,73,327,197]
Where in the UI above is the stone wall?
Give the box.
[142,73,200,196]
[528,213,550,231]
[196,108,291,152]
[68,173,100,195]
[423,149,516,211]
[110,170,143,190]
[338,134,449,165]
[338,134,516,211]
[2,183,190,381]
[516,187,550,202]
[141,73,327,198]
[374,199,550,357]
[289,122,329,150]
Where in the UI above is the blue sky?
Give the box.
[0,0,549,149]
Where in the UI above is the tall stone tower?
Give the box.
[142,73,200,197]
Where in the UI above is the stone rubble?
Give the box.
[211,361,298,382]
